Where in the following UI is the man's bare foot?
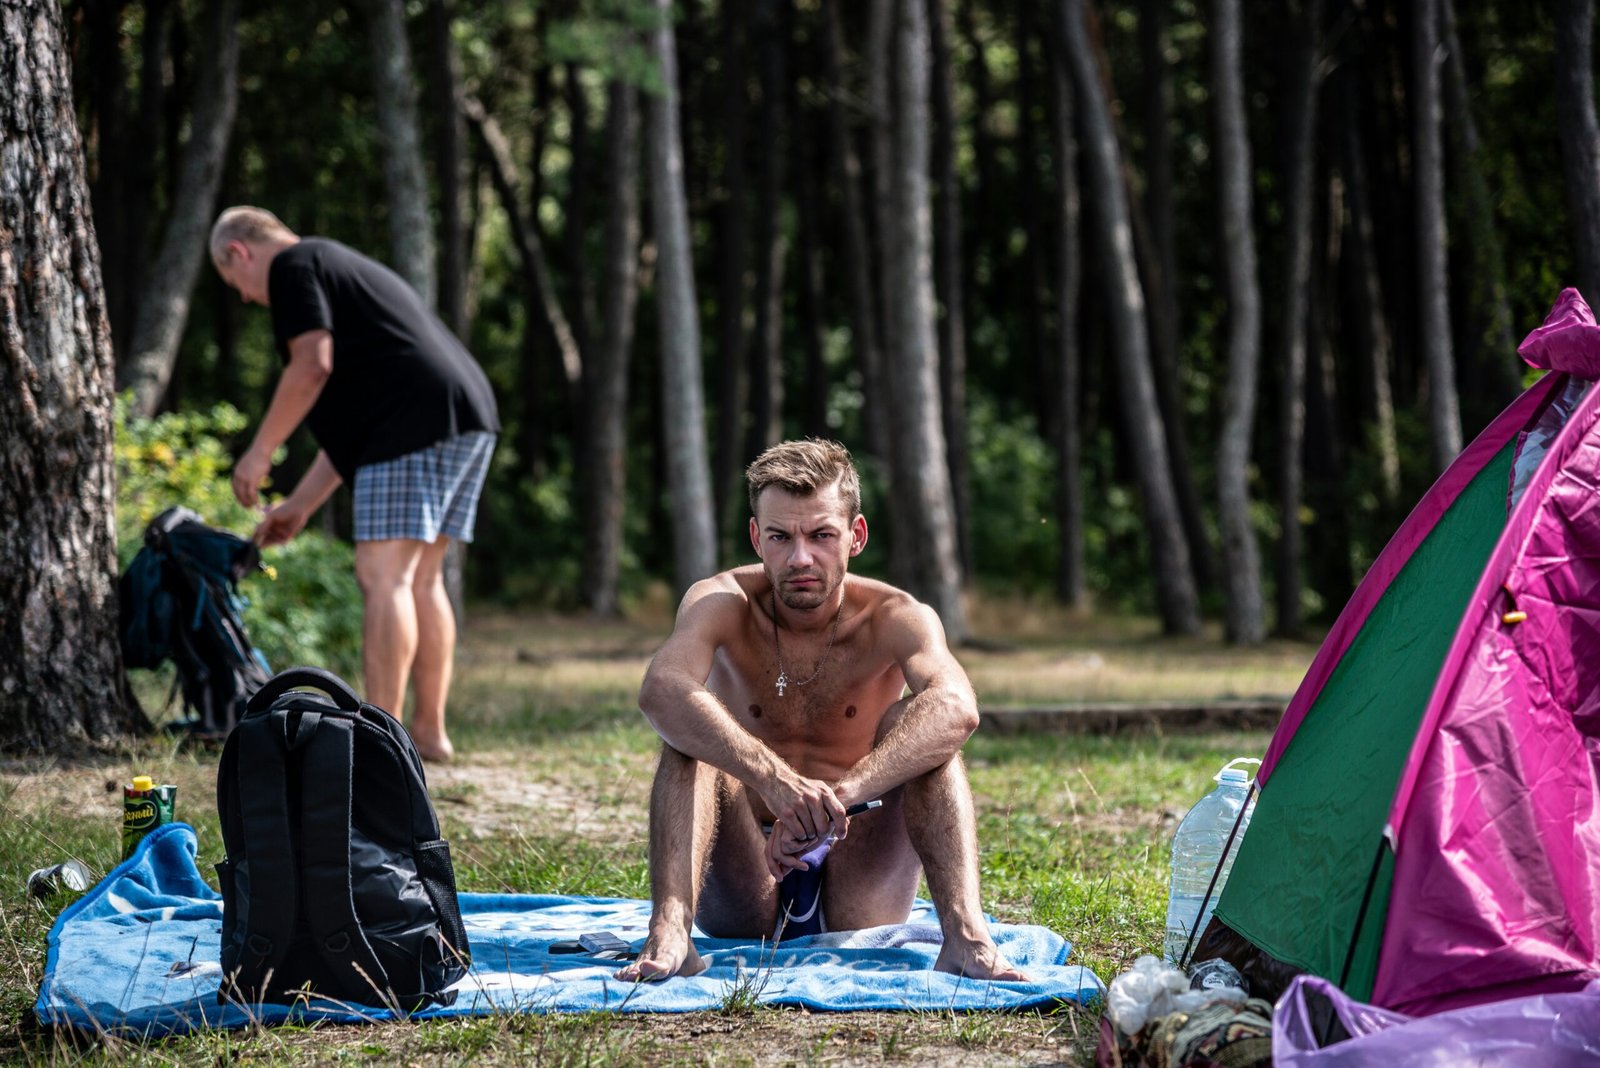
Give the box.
[934,938,1030,982]
[410,728,454,764]
[614,927,706,982]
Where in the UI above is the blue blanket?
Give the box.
[36,824,1104,1035]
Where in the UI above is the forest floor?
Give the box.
[0,598,1316,1066]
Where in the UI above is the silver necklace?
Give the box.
[772,591,844,697]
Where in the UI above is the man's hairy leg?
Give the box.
[616,745,718,981]
[905,754,1029,981]
[408,536,456,762]
[354,539,426,716]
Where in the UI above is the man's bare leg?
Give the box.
[408,536,456,762]
[616,745,718,981]
[618,747,780,980]
[904,754,1028,981]
[354,539,426,716]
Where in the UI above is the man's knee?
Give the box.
[354,540,423,598]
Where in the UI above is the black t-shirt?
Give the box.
[268,238,500,480]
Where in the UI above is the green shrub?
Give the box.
[115,398,363,679]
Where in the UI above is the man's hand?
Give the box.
[759,773,847,851]
[253,500,309,547]
[231,447,273,507]
[765,819,839,881]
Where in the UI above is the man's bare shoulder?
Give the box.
[672,566,765,635]
[847,578,942,644]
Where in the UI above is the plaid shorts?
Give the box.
[352,431,496,544]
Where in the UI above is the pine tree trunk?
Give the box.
[885,0,967,642]
[1557,0,1600,309]
[795,106,831,439]
[746,0,789,461]
[711,1,750,536]
[582,82,641,617]
[563,65,596,367]
[1336,73,1401,505]
[86,0,130,357]
[1440,0,1518,406]
[1047,10,1086,610]
[120,0,241,417]
[1059,0,1200,636]
[1414,0,1460,473]
[1,0,147,750]
[648,0,718,592]
[821,0,890,475]
[871,0,919,592]
[1137,0,1213,592]
[929,0,972,581]
[428,0,470,340]
[1273,0,1323,638]
[1212,0,1266,644]
[367,0,436,308]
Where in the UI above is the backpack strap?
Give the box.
[297,712,394,1006]
[230,710,300,999]
[247,667,362,716]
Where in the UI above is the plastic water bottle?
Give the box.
[1162,758,1259,966]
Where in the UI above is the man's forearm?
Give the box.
[836,689,976,806]
[643,686,786,791]
[289,451,342,511]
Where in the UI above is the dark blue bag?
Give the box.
[117,506,271,736]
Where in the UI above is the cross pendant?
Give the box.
[776,672,788,697]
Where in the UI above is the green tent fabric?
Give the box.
[1214,442,1515,1001]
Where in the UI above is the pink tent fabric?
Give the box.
[1371,290,1600,1014]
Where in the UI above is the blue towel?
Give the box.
[36,824,1104,1035]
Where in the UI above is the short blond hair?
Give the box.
[209,206,297,263]
[746,439,861,519]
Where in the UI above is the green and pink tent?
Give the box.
[1199,288,1600,1016]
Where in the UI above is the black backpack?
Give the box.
[118,506,272,736]
[215,667,471,1011]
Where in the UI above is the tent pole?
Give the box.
[1339,839,1389,989]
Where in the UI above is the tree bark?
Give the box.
[1,0,146,750]
[820,0,891,474]
[563,64,596,365]
[746,0,789,461]
[1414,0,1460,473]
[1273,0,1323,638]
[870,0,918,591]
[427,0,470,340]
[883,0,968,642]
[711,2,750,535]
[1059,0,1200,635]
[1046,8,1086,610]
[1335,69,1401,505]
[119,0,241,417]
[1136,0,1212,591]
[1557,0,1600,309]
[1440,0,1518,408]
[795,104,831,439]
[85,0,130,356]
[120,0,167,361]
[367,0,437,308]
[648,0,718,592]
[582,82,641,617]
[930,0,972,581]
[1212,0,1266,644]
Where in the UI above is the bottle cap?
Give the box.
[1213,758,1261,785]
[131,775,154,791]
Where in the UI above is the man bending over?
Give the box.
[617,439,1025,982]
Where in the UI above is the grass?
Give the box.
[0,603,1315,1065]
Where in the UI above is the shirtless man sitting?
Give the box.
[616,439,1025,983]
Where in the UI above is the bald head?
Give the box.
[209,206,298,265]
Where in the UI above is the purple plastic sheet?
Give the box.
[1274,974,1600,1068]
